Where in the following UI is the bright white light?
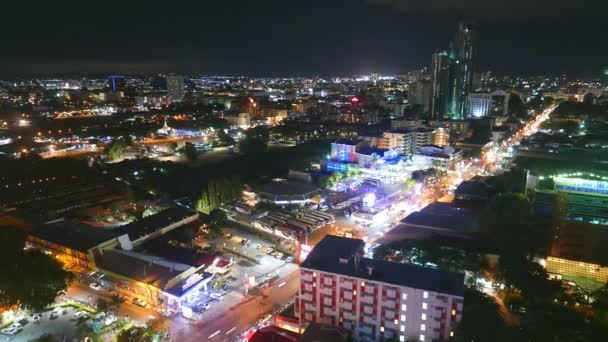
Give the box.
[362,192,376,207]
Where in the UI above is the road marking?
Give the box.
[226,327,236,335]
[209,330,221,339]
[278,281,286,288]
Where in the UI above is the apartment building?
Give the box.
[382,129,435,156]
[296,236,464,342]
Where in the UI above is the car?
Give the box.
[285,256,294,263]
[133,298,147,308]
[240,239,247,245]
[1,327,22,335]
[220,284,230,291]
[203,303,210,310]
[32,313,42,322]
[265,247,274,254]
[16,318,28,326]
[9,323,22,329]
[274,252,284,259]
[104,314,117,326]
[210,293,222,300]
[74,311,90,320]
[50,308,62,319]
[89,282,102,290]
[254,244,262,250]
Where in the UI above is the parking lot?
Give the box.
[0,305,91,342]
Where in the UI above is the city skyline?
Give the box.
[1,0,607,76]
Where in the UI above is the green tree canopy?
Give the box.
[180,142,198,161]
[0,227,73,310]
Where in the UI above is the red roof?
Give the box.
[249,325,300,342]
[216,256,232,268]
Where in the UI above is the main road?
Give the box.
[171,269,300,342]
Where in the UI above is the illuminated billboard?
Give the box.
[554,177,608,197]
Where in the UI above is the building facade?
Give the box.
[166,75,185,102]
[297,236,464,342]
[448,22,478,120]
[430,50,452,120]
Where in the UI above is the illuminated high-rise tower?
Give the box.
[447,22,478,120]
[429,49,452,120]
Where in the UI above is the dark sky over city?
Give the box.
[2,0,607,76]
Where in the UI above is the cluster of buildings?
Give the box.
[26,208,231,314]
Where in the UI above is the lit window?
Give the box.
[394,319,398,325]
[380,326,385,333]
[450,331,454,337]
[422,302,427,310]
[400,325,405,332]
[421,313,427,320]
[313,272,316,278]
[354,290,357,296]
[402,293,408,300]
[423,291,428,298]
[452,309,456,316]
[420,334,425,341]
[361,281,365,287]
[401,314,406,322]
[420,324,426,331]
[401,304,407,311]
[400,336,405,342]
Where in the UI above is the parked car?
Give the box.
[274,252,284,259]
[133,298,147,308]
[32,313,42,322]
[285,256,294,263]
[89,282,102,290]
[210,293,222,300]
[240,239,248,245]
[74,311,90,320]
[265,246,274,254]
[1,327,22,335]
[50,308,62,319]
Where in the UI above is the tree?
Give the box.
[180,142,198,161]
[239,137,267,156]
[455,288,507,342]
[105,140,128,160]
[217,129,235,146]
[117,327,154,342]
[0,227,73,311]
[509,92,528,118]
[167,142,178,152]
[209,208,227,227]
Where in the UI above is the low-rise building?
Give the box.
[296,236,464,342]
[412,145,463,171]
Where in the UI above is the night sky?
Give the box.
[2,0,607,76]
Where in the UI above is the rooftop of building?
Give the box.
[256,179,320,198]
[355,146,390,156]
[96,249,191,289]
[301,235,465,297]
[455,180,490,197]
[113,207,198,241]
[249,325,300,342]
[301,323,348,342]
[332,139,361,146]
[401,202,480,234]
[31,220,118,252]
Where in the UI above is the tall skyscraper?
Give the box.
[166,75,185,102]
[448,22,478,120]
[429,49,452,120]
